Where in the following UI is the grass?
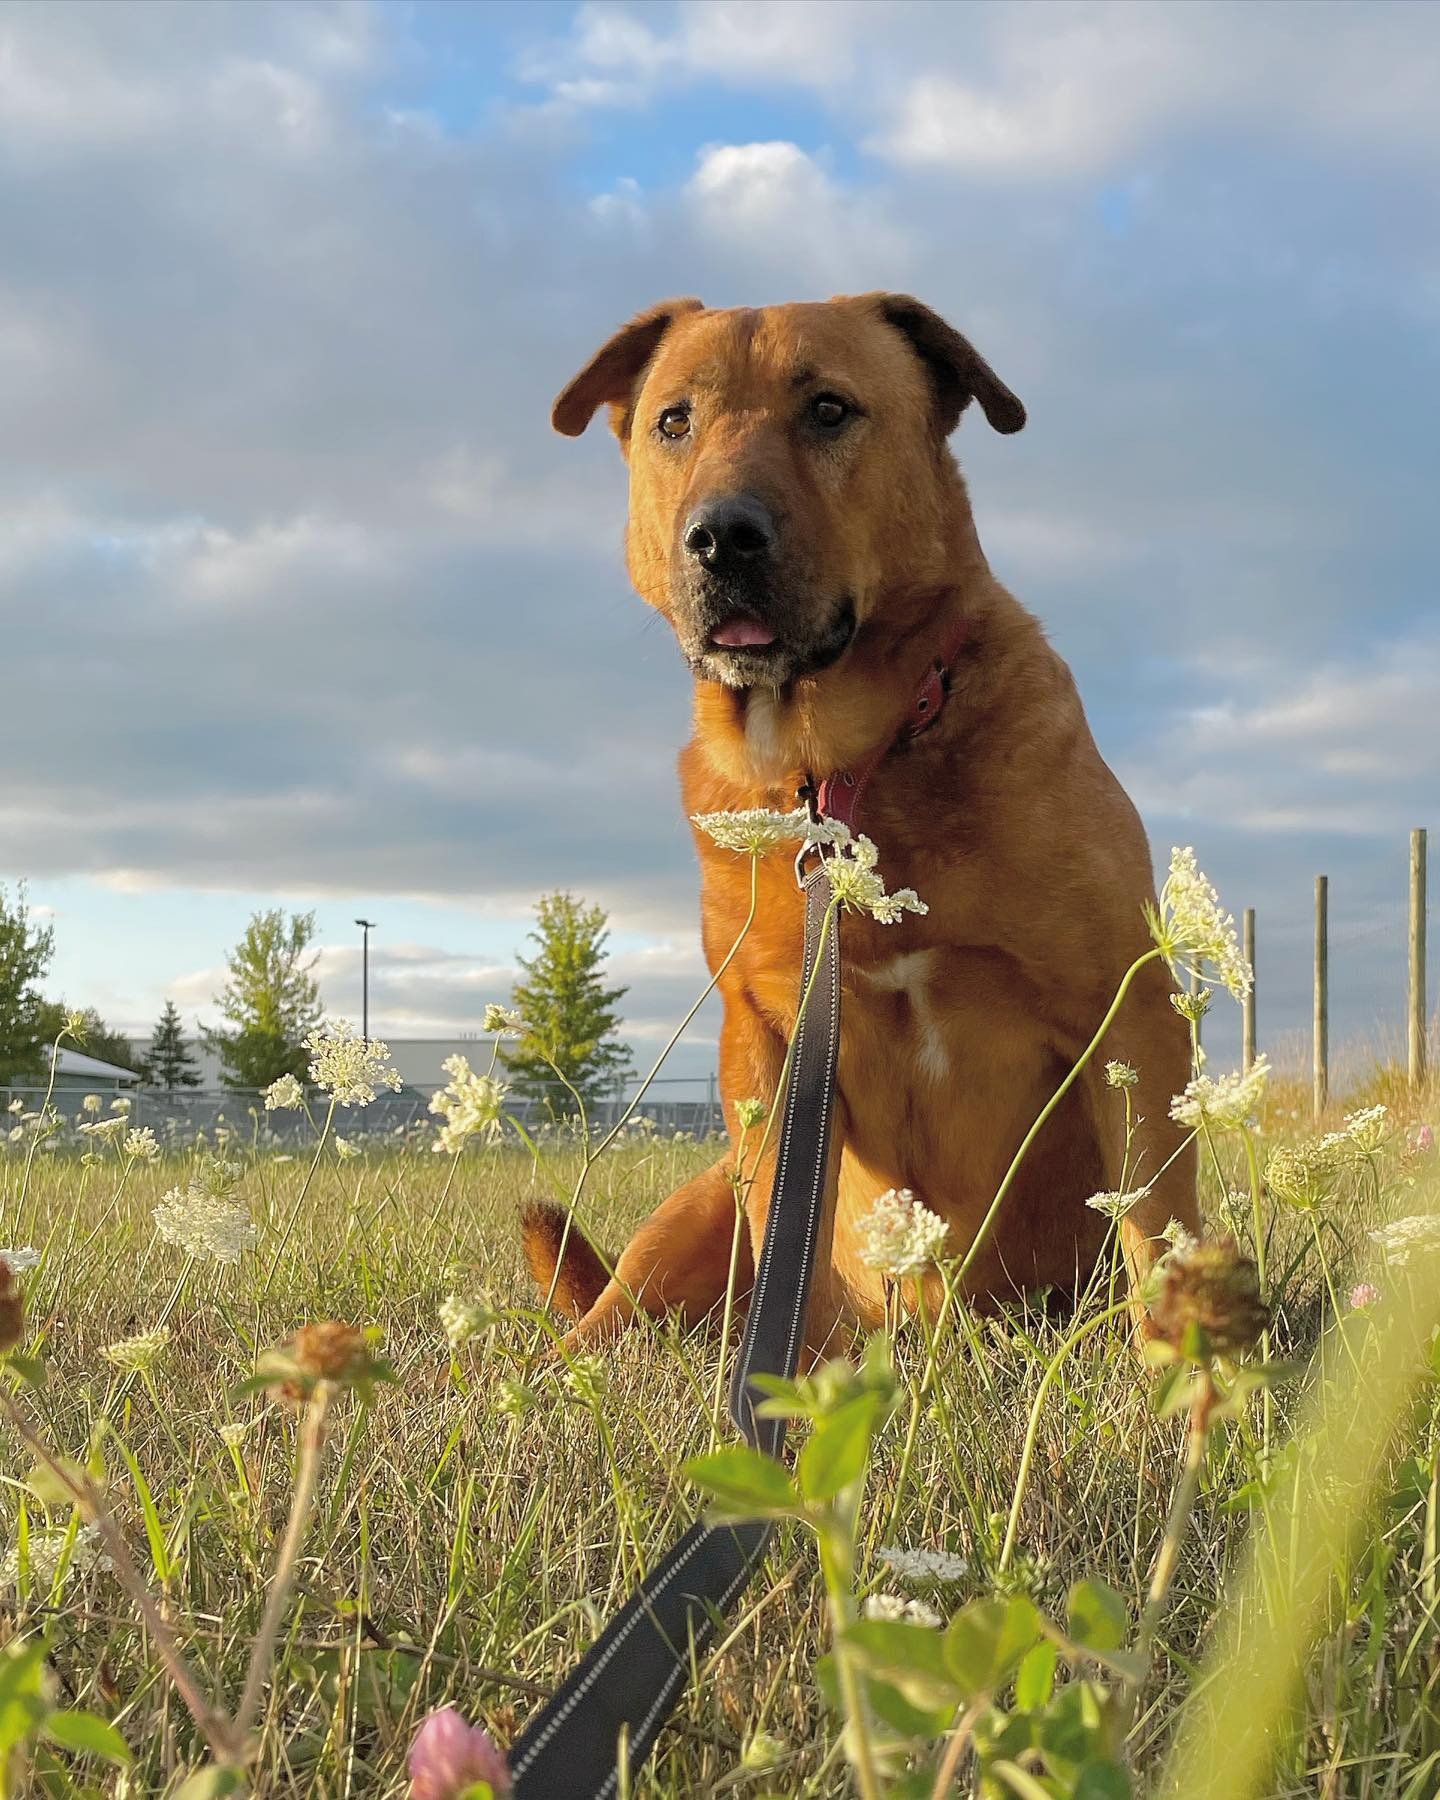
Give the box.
[1,1069,1438,1797]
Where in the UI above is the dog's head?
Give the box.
[552,294,1024,689]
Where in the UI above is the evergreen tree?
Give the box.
[504,892,632,1119]
[204,909,323,1089]
[142,999,202,1090]
[0,882,56,1084]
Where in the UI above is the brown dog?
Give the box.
[523,294,1198,1353]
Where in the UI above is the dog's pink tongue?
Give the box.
[712,616,776,648]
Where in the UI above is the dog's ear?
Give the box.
[552,298,706,440]
[869,294,1025,436]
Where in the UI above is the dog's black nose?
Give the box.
[682,495,774,573]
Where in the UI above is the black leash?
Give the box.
[509,865,840,1798]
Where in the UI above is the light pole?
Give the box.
[355,919,377,1042]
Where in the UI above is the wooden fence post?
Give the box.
[1242,907,1256,1074]
[1411,827,1428,1088]
[1314,875,1329,1118]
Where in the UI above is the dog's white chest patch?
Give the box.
[862,951,950,1082]
[743,690,784,774]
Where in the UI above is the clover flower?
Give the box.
[304,1020,403,1108]
[153,1177,256,1264]
[1410,1123,1434,1155]
[429,1055,508,1155]
[124,1127,159,1163]
[1170,1055,1270,1133]
[1148,846,1252,1000]
[263,1073,305,1111]
[856,1188,949,1277]
[482,1004,525,1036]
[864,1592,944,1626]
[877,1545,970,1585]
[1085,1186,1151,1222]
[1349,1282,1382,1310]
[102,1327,171,1372]
[1368,1215,1440,1267]
[408,1707,511,1800]
[1,1523,113,1594]
[1150,1236,1269,1361]
[823,833,927,924]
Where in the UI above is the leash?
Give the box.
[508,621,967,1796]
[509,863,841,1798]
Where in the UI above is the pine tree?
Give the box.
[0,882,56,1084]
[204,909,323,1090]
[504,893,632,1119]
[143,1000,202,1090]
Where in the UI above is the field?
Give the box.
[2,1061,1439,1798]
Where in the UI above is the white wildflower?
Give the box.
[77,1115,127,1141]
[2,1522,113,1593]
[1170,1055,1270,1133]
[218,1421,255,1450]
[483,1004,525,1036]
[1085,1186,1151,1222]
[1148,846,1252,1000]
[123,1127,159,1163]
[877,1545,970,1585]
[110,1096,131,1114]
[1368,1215,1440,1267]
[734,1096,767,1130]
[0,1247,41,1275]
[6,1098,22,1115]
[81,1093,102,1115]
[263,1073,305,1111]
[153,1179,256,1264]
[102,1327,171,1372]
[1161,1217,1199,1253]
[335,1136,361,1160]
[864,1593,944,1627]
[429,1055,507,1155]
[304,1020,403,1108]
[1105,1061,1138,1089]
[825,834,927,925]
[856,1188,949,1278]
[439,1293,501,1348]
[564,1354,608,1406]
[1340,1104,1388,1154]
[692,808,812,856]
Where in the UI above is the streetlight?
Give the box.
[355,919,377,1042]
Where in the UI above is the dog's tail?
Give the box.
[521,1202,613,1322]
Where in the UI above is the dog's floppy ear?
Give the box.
[552,298,706,440]
[871,294,1025,436]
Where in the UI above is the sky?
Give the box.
[1,0,1437,1087]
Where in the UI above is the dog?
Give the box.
[523,293,1198,1355]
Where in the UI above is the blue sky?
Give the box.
[1,0,1436,1084]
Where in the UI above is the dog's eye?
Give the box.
[658,406,691,440]
[810,395,851,429]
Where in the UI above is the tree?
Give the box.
[33,1002,140,1073]
[504,892,632,1119]
[142,999,202,1090]
[204,909,323,1089]
[0,883,55,1084]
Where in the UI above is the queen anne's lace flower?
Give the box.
[1338,1104,1388,1154]
[304,1020,403,1108]
[2,1523,113,1593]
[263,1073,305,1111]
[1368,1215,1440,1267]
[824,834,927,925]
[153,1181,256,1263]
[482,1003,525,1036]
[429,1056,508,1155]
[1085,1186,1151,1222]
[77,1115,127,1142]
[1105,1061,1138,1089]
[856,1188,949,1277]
[877,1545,970,1585]
[1170,1055,1270,1132]
[1148,846,1252,1000]
[439,1294,501,1347]
[102,1326,171,1372]
[691,808,812,855]
[864,1593,944,1626]
[124,1127,159,1163]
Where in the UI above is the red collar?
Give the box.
[803,620,968,834]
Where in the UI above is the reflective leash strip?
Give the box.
[509,867,840,1798]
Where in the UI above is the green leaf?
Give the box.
[843,1619,960,1711]
[1067,1579,1129,1653]
[683,1447,799,1518]
[43,1710,132,1765]
[944,1597,1040,1698]
[1074,1759,1132,1800]
[864,1674,955,1741]
[797,1393,881,1502]
[173,1766,246,1799]
[5,1354,48,1390]
[112,1437,172,1582]
[988,1760,1060,1800]
[1013,1640,1058,1712]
